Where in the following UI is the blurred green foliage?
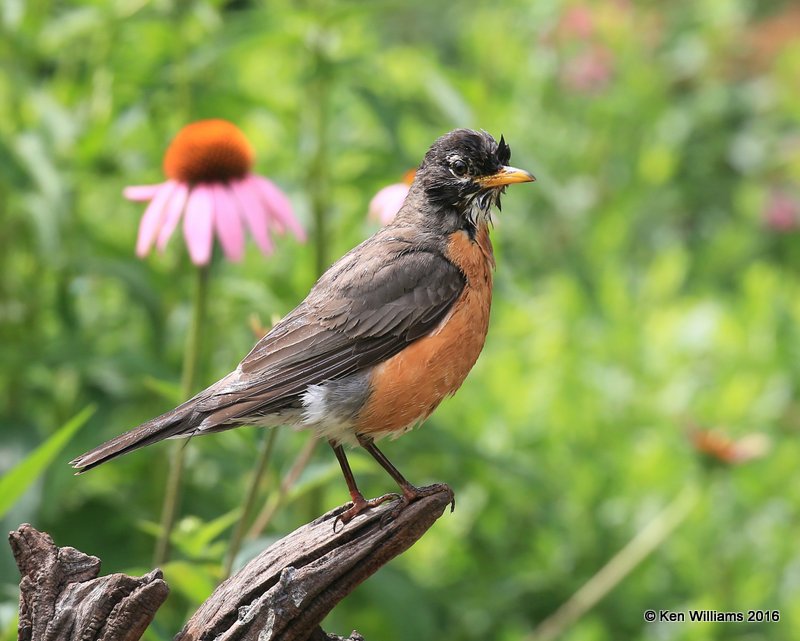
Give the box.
[0,405,93,519]
[2,0,800,640]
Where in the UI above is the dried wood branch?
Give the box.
[9,484,453,641]
[9,524,169,641]
[177,484,454,641]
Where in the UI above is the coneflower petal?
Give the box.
[368,183,409,225]
[231,177,274,255]
[136,181,176,257]
[212,183,245,262]
[156,182,189,252]
[125,184,164,202]
[252,176,306,241]
[183,184,214,265]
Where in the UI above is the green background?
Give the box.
[2,1,800,639]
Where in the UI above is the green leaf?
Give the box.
[182,507,241,552]
[0,405,95,519]
[136,508,240,560]
[0,614,19,641]
[161,560,217,605]
[141,376,183,406]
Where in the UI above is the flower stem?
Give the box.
[530,483,699,641]
[153,264,210,567]
[223,428,279,578]
[246,435,319,539]
[308,33,332,277]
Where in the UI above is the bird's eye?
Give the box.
[451,159,468,177]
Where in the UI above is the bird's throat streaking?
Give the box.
[463,188,502,231]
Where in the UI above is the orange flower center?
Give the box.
[402,169,417,185]
[163,119,254,184]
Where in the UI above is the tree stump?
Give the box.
[9,485,453,641]
[9,524,168,641]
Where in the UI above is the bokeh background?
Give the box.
[2,1,800,639]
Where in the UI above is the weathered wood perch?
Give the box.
[10,485,453,641]
[10,524,168,641]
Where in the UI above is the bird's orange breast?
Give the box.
[355,225,495,438]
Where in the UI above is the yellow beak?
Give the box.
[476,165,536,188]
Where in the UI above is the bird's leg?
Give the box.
[330,441,398,526]
[357,436,455,517]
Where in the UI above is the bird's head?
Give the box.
[404,129,535,233]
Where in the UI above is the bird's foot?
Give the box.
[334,492,400,531]
[381,482,455,526]
[333,484,455,530]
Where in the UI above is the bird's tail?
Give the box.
[69,398,201,474]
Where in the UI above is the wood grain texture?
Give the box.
[9,486,452,641]
[176,487,453,641]
[9,524,168,641]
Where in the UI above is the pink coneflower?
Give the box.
[126,119,305,265]
[763,189,799,232]
[561,45,614,94]
[561,4,595,40]
[368,169,416,225]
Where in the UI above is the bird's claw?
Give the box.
[333,492,401,531]
[333,483,455,531]
[379,482,455,526]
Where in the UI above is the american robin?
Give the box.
[71,129,535,523]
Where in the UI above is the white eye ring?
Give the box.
[450,158,468,177]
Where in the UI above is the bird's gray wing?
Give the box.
[195,236,465,425]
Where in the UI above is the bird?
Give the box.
[70,129,535,524]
